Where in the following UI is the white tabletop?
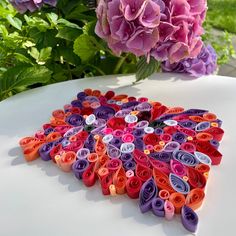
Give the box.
[0,73,235,236]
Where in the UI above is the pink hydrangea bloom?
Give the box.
[95,0,207,63]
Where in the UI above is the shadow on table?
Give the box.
[9,146,189,236]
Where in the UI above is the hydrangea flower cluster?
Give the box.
[161,45,218,77]
[9,0,57,13]
[95,0,207,64]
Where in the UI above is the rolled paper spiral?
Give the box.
[163,141,180,153]
[186,188,205,210]
[169,192,186,214]
[84,134,95,152]
[72,159,89,180]
[193,140,222,165]
[153,168,174,193]
[106,144,121,159]
[120,153,133,162]
[106,159,122,172]
[181,205,199,233]
[169,173,190,195]
[133,149,149,166]
[170,159,187,177]
[150,159,170,175]
[126,176,142,199]
[66,114,84,126]
[173,150,199,167]
[187,167,206,189]
[82,162,97,187]
[57,151,76,172]
[150,151,172,163]
[179,120,197,129]
[113,167,127,194]
[23,141,44,161]
[182,109,208,116]
[194,151,212,165]
[151,197,165,217]
[204,127,224,141]
[195,121,211,132]
[39,142,55,161]
[172,132,187,144]
[164,200,175,220]
[94,106,116,120]
[123,160,136,171]
[139,178,158,213]
[135,164,152,182]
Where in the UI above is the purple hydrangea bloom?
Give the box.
[161,44,218,77]
[95,0,207,63]
[9,0,57,13]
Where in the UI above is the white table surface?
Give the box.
[0,73,235,236]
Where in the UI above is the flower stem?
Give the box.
[113,55,127,74]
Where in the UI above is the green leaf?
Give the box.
[0,65,52,98]
[38,47,52,64]
[0,25,9,37]
[57,19,81,29]
[46,12,58,26]
[6,15,22,30]
[83,21,97,35]
[73,34,103,62]
[28,47,40,60]
[56,26,82,41]
[136,57,159,82]
[14,53,33,64]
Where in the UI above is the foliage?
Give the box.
[0,0,235,101]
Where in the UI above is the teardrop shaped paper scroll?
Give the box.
[153,168,174,193]
[173,150,199,166]
[139,178,158,213]
[169,173,190,194]
[181,205,199,233]
[187,167,206,189]
[194,151,212,165]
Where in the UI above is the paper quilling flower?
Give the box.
[19,88,224,233]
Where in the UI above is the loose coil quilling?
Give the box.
[19,88,225,233]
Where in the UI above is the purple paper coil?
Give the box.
[94,106,115,120]
[71,100,82,108]
[210,139,220,149]
[120,153,133,162]
[121,101,139,110]
[169,173,190,194]
[39,142,54,161]
[182,109,208,116]
[123,160,136,171]
[172,132,187,143]
[154,128,164,135]
[152,197,165,217]
[76,92,87,100]
[72,159,89,180]
[173,150,198,166]
[179,120,197,129]
[133,138,145,150]
[84,134,95,152]
[181,205,199,233]
[149,151,172,163]
[44,127,54,136]
[133,129,145,138]
[66,114,84,126]
[139,178,158,213]
[110,137,122,148]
